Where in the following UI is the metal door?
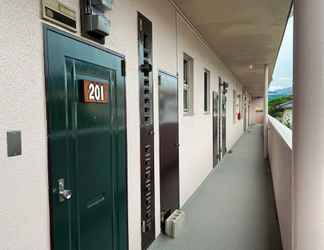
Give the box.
[158,71,179,231]
[244,95,247,131]
[212,91,219,167]
[222,94,227,156]
[218,77,223,159]
[44,26,128,250]
[138,13,155,249]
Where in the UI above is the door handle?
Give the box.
[140,62,152,73]
[58,178,72,202]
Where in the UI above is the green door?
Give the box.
[44,26,128,250]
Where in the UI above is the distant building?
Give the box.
[276,100,293,127]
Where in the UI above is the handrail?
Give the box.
[268,115,292,149]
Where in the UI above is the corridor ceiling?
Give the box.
[173,0,292,96]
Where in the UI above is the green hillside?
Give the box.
[268,95,293,118]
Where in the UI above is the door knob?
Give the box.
[58,178,72,202]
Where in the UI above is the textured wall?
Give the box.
[0,1,51,250]
[176,14,244,206]
[0,0,245,249]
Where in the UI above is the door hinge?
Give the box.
[121,60,126,76]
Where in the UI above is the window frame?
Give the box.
[183,53,194,115]
[203,69,211,114]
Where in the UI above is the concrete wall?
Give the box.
[268,116,292,250]
[0,0,246,249]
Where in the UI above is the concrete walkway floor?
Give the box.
[150,125,282,250]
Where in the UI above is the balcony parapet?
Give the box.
[267,115,292,250]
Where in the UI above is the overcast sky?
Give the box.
[269,16,293,91]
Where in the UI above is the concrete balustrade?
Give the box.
[268,116,292,250]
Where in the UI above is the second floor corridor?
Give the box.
[150,125,282,250]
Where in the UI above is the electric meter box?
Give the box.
[85,14,111,37]
[92,0,113,11]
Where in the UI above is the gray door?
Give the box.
[244,95,247,131]
[159,71,179,231]
[212,91,219,167]
[222,94,227,156]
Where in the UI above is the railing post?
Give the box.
[264,64,269,159]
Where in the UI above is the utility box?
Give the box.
[92,0,113,10]
[85,14,111,37]
[165,210,185,238]
[80,0,113,44]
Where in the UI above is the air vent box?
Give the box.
[85,14,111,37]
[92,0,113,10]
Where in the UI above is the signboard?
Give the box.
[42,0,77,32]
[83,80,109,104]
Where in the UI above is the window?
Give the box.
[204,70,210,113]
[183,54,194,114]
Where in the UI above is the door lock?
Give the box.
[58,178,72,202]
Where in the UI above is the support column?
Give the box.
[294,1,324,249]
[264,64,269,159]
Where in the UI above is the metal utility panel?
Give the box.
[212,92,219,167]
[222,89,227,156]
[138,13,155,250]
[218,77,222,159]
[159,71,179,232]
[92,0,113,10]
[80,0,111,44]
[84,14,111,37]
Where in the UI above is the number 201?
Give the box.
[88,83,104,101]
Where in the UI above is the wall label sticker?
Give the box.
[83,80,109,103]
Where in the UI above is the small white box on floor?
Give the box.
[165,209,185,238]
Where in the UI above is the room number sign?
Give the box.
[83,80,109,103]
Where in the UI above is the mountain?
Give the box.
[268,87,292,101]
